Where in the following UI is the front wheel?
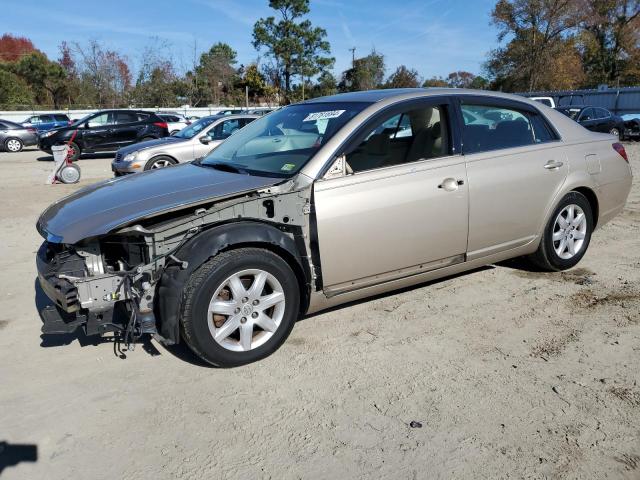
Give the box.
[66,142,81,161]
[609,127,620,139]
[144,155,176,170]
[528,191,593,271]
[180,248,300,367]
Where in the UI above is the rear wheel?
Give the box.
[144,155,176,170]
[528,191,593,271]
[4,137,23,152]
[180,248,300,367]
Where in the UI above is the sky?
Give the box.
[2,0,500,80]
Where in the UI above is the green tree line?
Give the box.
[0,0,638,109]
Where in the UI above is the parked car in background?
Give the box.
[555,106,625,139]
[158,112,191,135]
[0,119,38,152]
[622,113,640,140]
[112,114,257,174]
[38,110,169,161]
[217,109,245,115]
[36,89,632,367]
[21,113,71,132]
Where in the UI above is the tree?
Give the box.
[486,0,582,91]
[311,71,338,97]
[577,0,640,86]
[11,52,68,108]
[253,0,333,100]
[447,71,476,88]
[0,69,33,107]
[469,75,489,89]
[0,33,38,61]
[340,50,385,91]
[384,65,421,88]
[422,76,449,87]
[197,42,239,105]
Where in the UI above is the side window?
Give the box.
[116,112,139,124]
[54,114,69,121]
[529,113,558,143]
[40,115,54,122]
[137,113,150,121]
[461,104,535,153]
[29,116,40,124]
[597,108,610,119]
[86,113,111,128]
[212,119,241,139]
[580,108,594,121]
[345,104,450,173]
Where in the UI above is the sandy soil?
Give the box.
[0,145,638,479]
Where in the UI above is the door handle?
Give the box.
[544,160,564,170]
[438,178,463,192]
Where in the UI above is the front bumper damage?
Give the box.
[36,240,160,342]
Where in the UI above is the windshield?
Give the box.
[199,102,368,177]
[556,108,582,120]
[174,116,220,139]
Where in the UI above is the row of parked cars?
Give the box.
[0,108,273,155]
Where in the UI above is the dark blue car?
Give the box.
[21,113,71,132]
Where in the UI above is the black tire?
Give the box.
[528,191,593,271]
[4,137,23,153]
[144,155,176,170]
[609,127,620,139]
[66,142,81,161]
[180,248,300,367]
[170,130,180,136]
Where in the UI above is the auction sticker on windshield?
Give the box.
[303,110,345,122]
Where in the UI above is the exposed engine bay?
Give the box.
[36,178,315,348]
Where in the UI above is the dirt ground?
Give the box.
[0,144,638,479]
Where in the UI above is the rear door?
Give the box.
[458,96,568,259]
[314,98,469,294]
[112,111,143,147]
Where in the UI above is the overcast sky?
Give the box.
[3,0,499,79]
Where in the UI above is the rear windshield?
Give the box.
[199,102,369,177]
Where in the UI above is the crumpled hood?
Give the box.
[37,163,282,244]
[116,136,185,157]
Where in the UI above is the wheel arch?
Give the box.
[147,154,179,166]
[155,220,311,344]
[572,186,599,228]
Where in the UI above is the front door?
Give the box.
[458,98,569,259]
[314,99,469,294]
[82,112,115,150]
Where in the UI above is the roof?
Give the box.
[300,88,543,105]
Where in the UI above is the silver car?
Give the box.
[36,89,632,367]
[111,114,258,174]
[0,119,38,152]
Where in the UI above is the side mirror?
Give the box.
[200,135,212,145]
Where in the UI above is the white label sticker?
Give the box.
[303,110,345,122]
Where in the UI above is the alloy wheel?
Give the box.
[6,139,22,152]
[151,159,172,169]
[552,204,588,260]
[207,269,286,352]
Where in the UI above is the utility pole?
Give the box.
[245,85,249,110]
[349,47,356,68]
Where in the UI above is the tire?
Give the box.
[144,155,176,170]
[170,130,180,136]
[528,191,593,271]
[609,127,620,139]
[180,248,300,367]
[58,164,81,184]
[66,142,81,161]
[4,137,23,153]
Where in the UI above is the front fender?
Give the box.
[155,221,310,343]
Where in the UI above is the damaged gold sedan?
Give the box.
[36,89,633,366]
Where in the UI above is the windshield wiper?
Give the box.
[199,161,247,174]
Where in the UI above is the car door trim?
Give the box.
[324,253,465,297]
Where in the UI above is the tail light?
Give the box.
[612,142,628,163]
[27,127,37,133]
[153,121,168,129]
